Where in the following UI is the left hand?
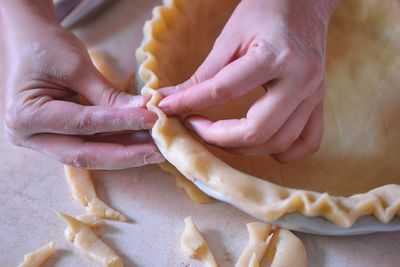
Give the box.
[158,0,340,163]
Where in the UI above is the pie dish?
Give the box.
[136,0,400,230]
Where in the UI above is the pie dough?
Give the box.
[65,166,127,221]
[262,228,307,267]
[57,212,123,267]
[18,241,55,267]
[159,162,212,203]
[136,0,400,227]
[235,222,272,267]
[180,218,307,267]
[180,216,218,267]
[236,223,307,267]
[76,214,106,227]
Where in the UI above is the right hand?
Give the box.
[1,0,164,170]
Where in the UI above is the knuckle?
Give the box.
[242,123,266,146]
[190,72,202,85]
[248,37,275,67]
[3,104,31,139]
[101,87,123,107]
[209,81,230,102]
[66,149,92,169]
[76,109,97,134]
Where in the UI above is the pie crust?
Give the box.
[136,0,400,228]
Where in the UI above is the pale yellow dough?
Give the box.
[159,162,212,204]
[181,216,218,267]
[235,222,307,267]
[136,0,400,227]
[65,166,127,221]
[58,212,123,267]
[76,214,106,227]
[264,229,307,267]
[18,241,55,267]
[180,218,307,267]
[235,223,272,267]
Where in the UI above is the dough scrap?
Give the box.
[181,216,218,267]
[235,222,272,267]
[77,214,106,228]
[236,223,307,267]
[57,212,123,267]
[18,241,55,267]
[65,166,127,221]
[264,229,307,267]
[136,0,400,228]
[159,162,212,204]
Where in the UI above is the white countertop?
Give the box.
[1,1,399,266]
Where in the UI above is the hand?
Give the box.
[1,0,164,169]
[159,0,340,163]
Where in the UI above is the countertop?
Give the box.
[1,1,399,266]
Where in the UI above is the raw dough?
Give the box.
[18,241,55,267]
[235,222,272,267]
[136,0,400,227]
[65,166,127,221]
[76,214,106,227]
[181,216,218,267]
[180,218,307,267]
[263,229,307,267]
[236,223,307,267]
[159,162,212,204]
[57,212,123,267]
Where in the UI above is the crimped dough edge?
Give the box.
[135,0,400,228]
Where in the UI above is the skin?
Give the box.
[159,0,341,163]
[0,0,164,170]
[1,0,340,170]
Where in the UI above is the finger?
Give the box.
[182,80,302,147]
[85,131,153,145]
[226,89,324,156]
[22,99,157,136]
[27,133,164,170]
[69,62,147,108]
[272,102,324,163]
[158,33,239,97]
[159,40,277,115]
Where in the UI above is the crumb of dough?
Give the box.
[18,241,55,267]
[181,216,218,267]
[65,166,127,221]
[57,211,123,267]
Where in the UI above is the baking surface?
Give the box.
[1,1,400,266]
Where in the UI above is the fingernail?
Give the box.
[184,118,202,131]
[144,152,164,164]
[145,121,155,129]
